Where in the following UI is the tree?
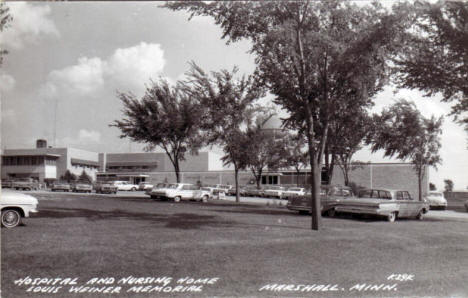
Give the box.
[183,63,262,202]
[245,116,288,189]
[367,100,443,201]
[167,1,406,230]
[329,109,372,186]
[394,1,468,130]
[429,182,436,191]
[282,133,309,186]
[78,170,93,184]
[60,170,77,183]
[112,79,204,183]
[0,2,12,66]
[444,179,454,192]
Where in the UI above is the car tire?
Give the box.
[201,195,208,203]
[131,187,136,191]
[174,196,181,203]
[327,208,336,217]
[416,210,424,220]
[387,212,397,222]
[1,209,21,228]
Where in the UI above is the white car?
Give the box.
[148,183,210,202]
[1,190,38,228]
[424,191,448,210]
[263,186,286,199]
[138,182,154,191]
[113,181,138,191]
[283,187,306,200]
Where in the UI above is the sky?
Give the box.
[0,2,466,190]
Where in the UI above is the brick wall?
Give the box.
[331,163,429,200]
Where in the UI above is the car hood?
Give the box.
[1,190,38,205]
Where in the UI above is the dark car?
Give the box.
[95,182,118,194]
[72,183,93,193]
[287,185,354,215]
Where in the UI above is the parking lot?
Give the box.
[2,191,468,297]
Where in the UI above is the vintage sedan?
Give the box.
[263,186,287,199]
[72,183,93,193]
[287,185,353,215]
[95,182,118,194]
[283,187,307,200]
[424,191,447,210]
[51,181,71,192]
[138,182,154,191]
[333,189,429,222]
[1,190,38,228]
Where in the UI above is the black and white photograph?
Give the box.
[1,1,467,297]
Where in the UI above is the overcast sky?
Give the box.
[1,2,466,190]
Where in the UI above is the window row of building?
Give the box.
[2,156,57,166]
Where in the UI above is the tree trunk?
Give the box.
[174,159,180,183]
[234,167,240,203]
[328,153,335,185]
[417,165,424,201]
[310,157,322,230]
[305,108,321,230]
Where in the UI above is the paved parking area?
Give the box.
[2,191,468,297]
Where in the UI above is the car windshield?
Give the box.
[167,184,179,189]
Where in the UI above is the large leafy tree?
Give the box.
[0,2,12,66]
[78,170,93,184]
[112,80,204,183]
[167,1,406,230]
[367,100,443,201]
[444,179,454,192]
[60,170,77,183]
[183,63,262,202]
[245,116,288,189]
[328,108,373,186]
[394,1,468,130]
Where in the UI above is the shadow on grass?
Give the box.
[36,207,238,230]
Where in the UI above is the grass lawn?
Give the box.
[2,192,468,297]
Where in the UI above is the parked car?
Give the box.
[1,180,13,188]
[11,178,40,191]
[113,181,138,191]
[263,186,287,199]
[145,183,169,195]
[332,188,429,222]
[214,184,233,194]
[200,187,215,199]
[287,185,353,215]
[283,187,306,200]
[138,182,154,191]
[1,190,38,228]
[95,182,118,194]
[424,191,447,210]
[147,183,211,202]
[242,185,258,197]
[72,183,93,193]
[249,186,265,197]
[51,182,71,192]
